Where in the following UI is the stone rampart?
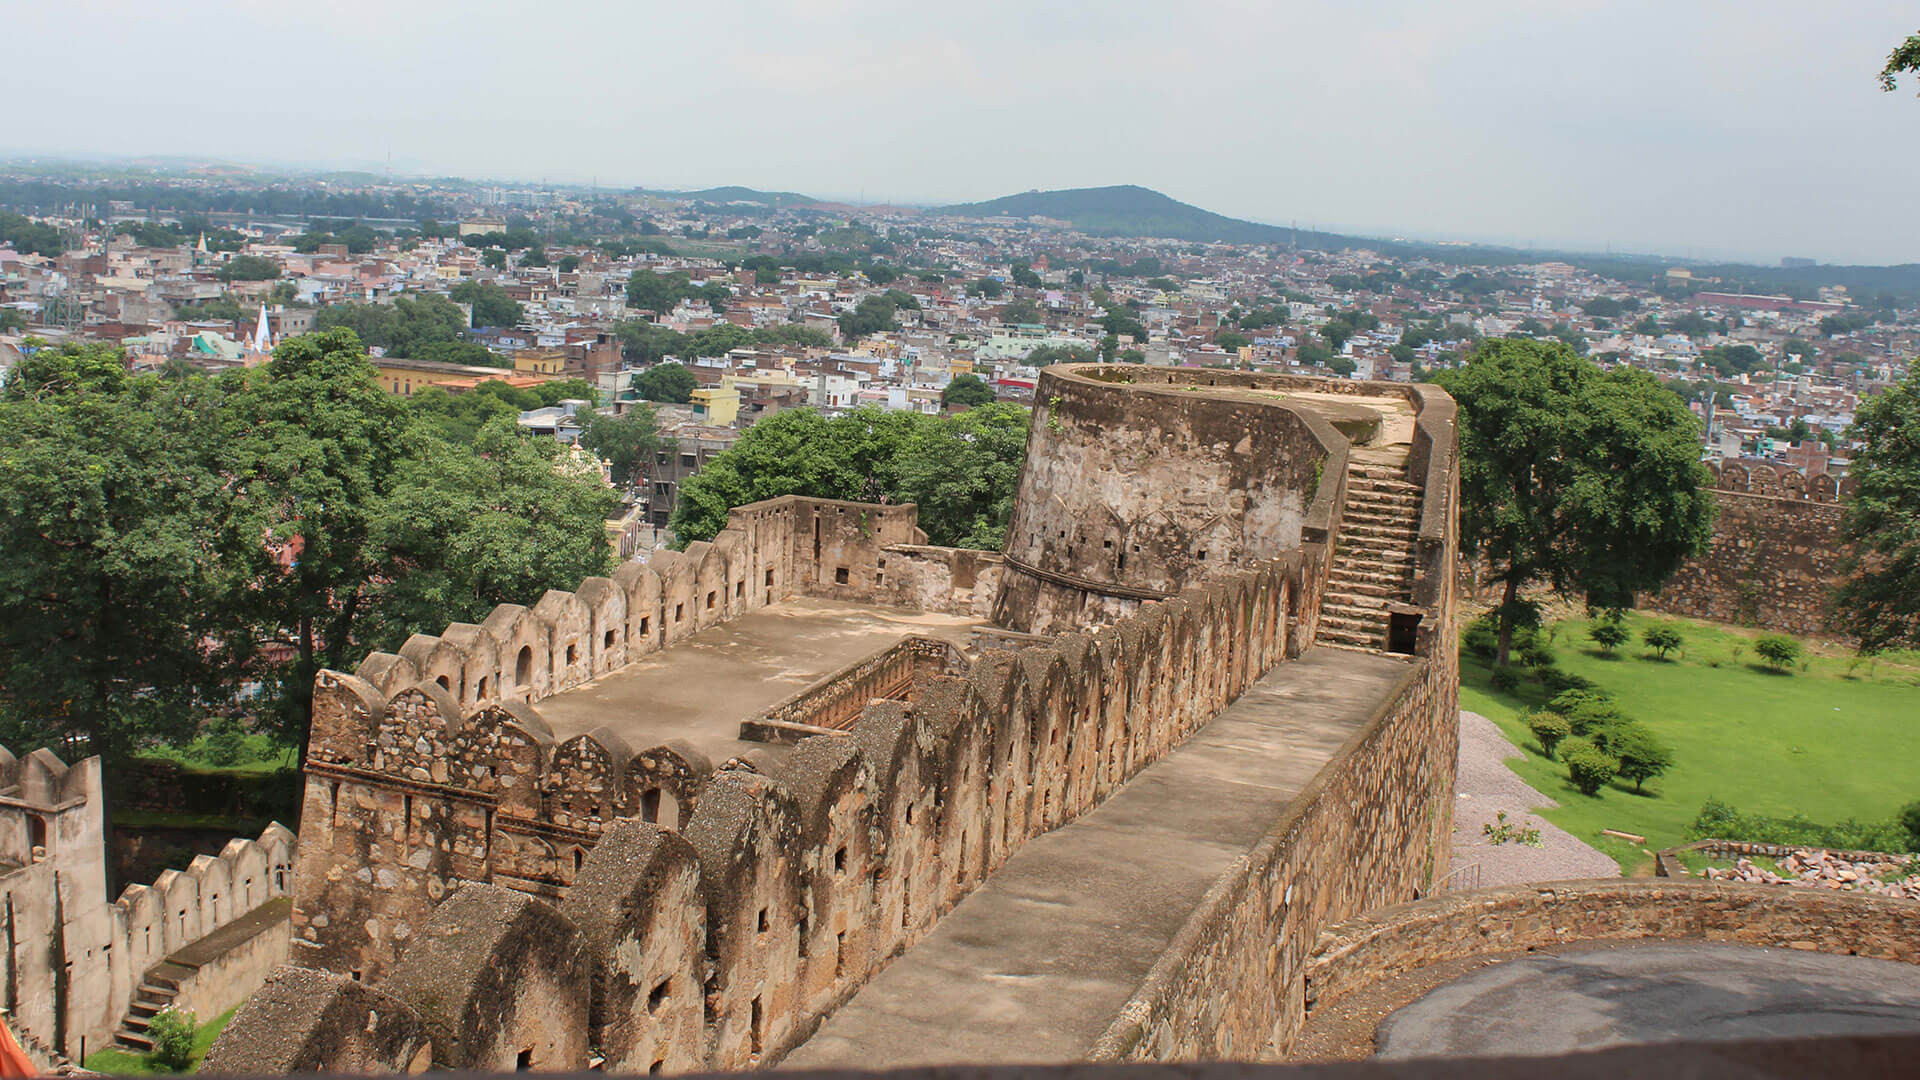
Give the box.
[1296,878,1920,1053]
[260,547,1311,1070]
[0,743,295,1061]
[1641,461,1854,636]
[741,637,967,745]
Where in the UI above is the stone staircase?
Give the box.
[1318,463,1422,652]
[114,962,189,1052]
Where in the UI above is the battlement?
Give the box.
[1706,459,1853,503]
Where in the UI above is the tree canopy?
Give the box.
[1435,339,1715,664]
[942,373,995,407]
[581,404,663,489]
[314,294,467,358]
[0,332,618,768]
[450,280,525,328]
[634,361,697,403]
[1833,369,1920,651]
[670,404,1030,549]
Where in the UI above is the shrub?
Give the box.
[1463,615,1498,661]
[201,717,249,767]
[1900,802,1920,852]
[1754,634,1801,671]
[1536,667,1593,695]
[149,1008,196,1071]
[1489,665,1522,693]
[1687,798,1912,851]
[1565,742,1619,796]
[1519,638,1557,670]
[1642,624,1684,660]
[1526,711,1572,759]
[1548,687,1613,714]
[1608,721,1674,792]
[1588,618,1629,654]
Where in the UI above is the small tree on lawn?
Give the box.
[1564,741,1619,796]
[1642,624,1684,660]
[1754,634,1801,672]
[1527,711,1572,759]
[1608,721,1673,793]
[149,1008,197,1071]
[1589,618,1629,655]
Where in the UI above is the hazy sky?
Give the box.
[5,1,1918,264]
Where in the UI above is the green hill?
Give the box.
[936,184,1345,246]
[652,185,819,209]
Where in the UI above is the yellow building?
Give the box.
[690,381,741,426]
[373,356,549,397]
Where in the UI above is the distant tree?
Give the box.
[1753,634,1802,672]
[633,361,697,404]
[557,254,582,273]
[412,340,506,368]
[1328,355,1357,376]
[1608,722,1673,792]
[942,373,996,408]
[1834,370,1920,650]
[1010,262,1042,288]
[966,277,1005,299]
[1118,348,1145,362]
[0,308,24,334]
[451,280,524,328]
[839,293,910,341]
[1000,300,1043,325]
[580,404,662,489]
[1642,624,1684,660]
[314,295,466,358]
[1527,711,1572,760]
[627,269,694,313]
[1782,336,1817,362]
[1564,742,1619,797]
[1589,618,1629,654]
[1215,331,1251,352]
[1435,340,1715,666]
[892,403,1028,548]
[615,319,689,365]
[218,254,282,282]
[1025,344,1095,366]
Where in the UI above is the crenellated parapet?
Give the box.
[249,550,1310,1071]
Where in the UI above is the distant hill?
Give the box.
[936,184,1350,247]
[647,185,820,209]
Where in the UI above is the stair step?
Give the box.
[1324,579,1402,598]
[116,1032,154,1051]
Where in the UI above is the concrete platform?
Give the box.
[785,647,1414,1067]
[532,595,980,762]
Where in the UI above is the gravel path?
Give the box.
[1449,710,1619,888]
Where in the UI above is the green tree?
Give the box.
[942,373,995,408]
[482,249,507,270]
[1564,741,1619,796]
[627,269,693,313]
[966,277,1005,299]
[450,280,525,328]
[1881,31,1920,91]
[893,403,1028,548]
[999,300,1043,325]
[0,308,26,333]
[1589,618,1628,654]
[1025,344,1095,366]
[218,254,282,282]
[1833,371,1920,651]
[1753,634,1801,672]
[580,404,662,489]
[412,340,506,368]
[1642,624,1684,660]
[148,1008,197,1071]
[633,361,697,403]
[1527,711,1571,760]
[615,320,689,365]
[0,345,255,762]
[314,295,467,358]
[1435,340,1715,666]
[1608,722,1673,793]
[838,294,905,341]
[1215,331,1251,352]
[1010,262,1042,288]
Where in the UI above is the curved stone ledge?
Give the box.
[1300,877,1920,1036]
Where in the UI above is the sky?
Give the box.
[3,1,1918,265]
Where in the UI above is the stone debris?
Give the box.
[1702,848,1920,900]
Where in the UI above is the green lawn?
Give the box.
[1460,611,1920,875]
[83,1006,238,1075]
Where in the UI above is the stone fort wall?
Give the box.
[0,745,295,1062]
[1640,461,1854,637]
[248,548,1314,1072]
[221,366,1462,1074]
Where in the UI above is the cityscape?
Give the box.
[1,6,1918,1080]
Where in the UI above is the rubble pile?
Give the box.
[1703,848,1920,900]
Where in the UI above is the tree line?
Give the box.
[0,332,620,769]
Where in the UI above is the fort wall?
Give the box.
[1641,461,1853,637]
[0,745,294,1061]
[273,546,1311,1071]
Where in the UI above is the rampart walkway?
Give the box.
[785,647,1414,1067]
[531,596,979,760]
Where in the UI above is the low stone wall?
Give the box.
[742,637,965,744]
[168,899,293,1022]
[1299,878,1920,1038]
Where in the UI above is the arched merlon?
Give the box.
[1300,878,1920,1041]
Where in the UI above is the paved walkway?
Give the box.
[784,647,1414,1067]
[533,596,978,761]
[1448,711,1618,888]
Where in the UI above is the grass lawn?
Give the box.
[83,1006,238,1075]
[1460,610,1920,875]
